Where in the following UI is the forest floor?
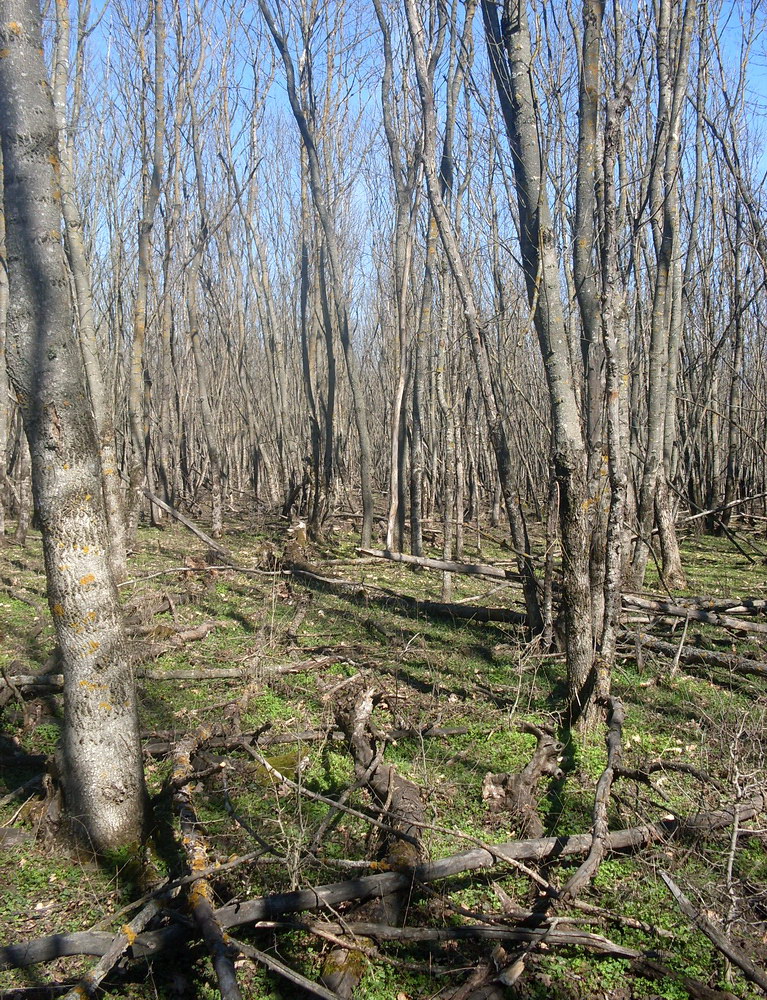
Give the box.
[0,513,765,1000]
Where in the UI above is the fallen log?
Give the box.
[623,597,767,636]
[2,665,244,694]
[142,724,468,757]
[3,792,763,972]
[288,565,528,625]
[629,632,767,679]
[359,548,520,582]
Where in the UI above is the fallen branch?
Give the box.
[563,697,624,899]
[172,733,242,1000]
[629,632,767,679]
[660,871,767,993]
[60,899,162,1000]
[141,490,234,561]
[623,597,767,636]
[359,548,520,582]
[4,792,763,971]
[320,682,427,995]
[229,935,339,999]
[269,916,663,953]
[666,597,766,615]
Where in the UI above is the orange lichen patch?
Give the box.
[62,463,69,470]
[58,564,70,571]
[103,467,114,476]
[7,22,23,35]
[121,925,137,946]
[88,640,100,653]
[0,49,10,58]
[188,881,214,907]
[79,573,95,586]
[86,610,97,622]
[81,545,90,554]
[98,702,113,712]
[52,603,64,617]
[84,494,92,502]
[79,680,105,689]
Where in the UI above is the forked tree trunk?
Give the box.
[0,0,146,851]
[482,0,597,728]
[628,0,695,591]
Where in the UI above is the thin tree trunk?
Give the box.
[0,146,8,540]
[404,0,542,632]
[127,0,165,543]
[52,0,127,579]
[482,0,596,727]
[259,0,374,547]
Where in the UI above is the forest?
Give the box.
[0,0,766,997]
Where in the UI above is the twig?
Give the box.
[61,900,162,999]
[660,871,767,992]
[228,936,340,1000]
[240,744,420,848]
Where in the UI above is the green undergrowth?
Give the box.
[0,519,765,998]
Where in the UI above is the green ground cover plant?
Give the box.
[0,520,765,999]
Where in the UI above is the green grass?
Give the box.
[0,523,764,998]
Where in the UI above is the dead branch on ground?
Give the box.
[4,790,762,972]
[660,871,767,993]
[171,732,242,1000]
[481,723,562,837]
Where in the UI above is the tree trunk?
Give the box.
[127,0,165,543]
[0,0,146,851]
[482,0,596,728]
[0,146,8,539]
[52,0,127,579]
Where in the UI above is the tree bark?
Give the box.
[0,0,146,851]
[52,0,127,579]
[482,0,597,728]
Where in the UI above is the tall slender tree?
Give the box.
[0,0,146,851]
